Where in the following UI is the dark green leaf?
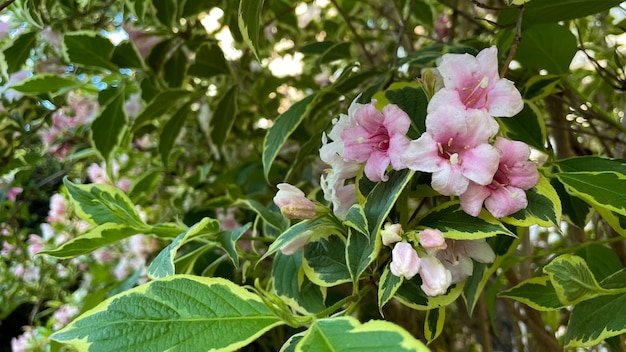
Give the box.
[63,31,117,70]
[91,88,127,163]
[211,85,238,148]
[132,90,191,131]
[111,40,144,69]
[499,102,547,152]
[4,31,38,74]
[516,23,577,74]
[163,49,188,88]
[272,251,327,314]
[303,233,351,287]
[159,103,190,167]
[238,0,265,61]
[187,42,231,78]
[9,74,79,95]
[218,222,252,267]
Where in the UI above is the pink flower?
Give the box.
[460,137,540,218]
[273,183,317,219]
[419,255,452,296]
[52,304,79,330]
[401,106,500,195]
[125,26,161,58]
[390,242,421,280]
[47,193,68,224]
[437,239,495,283]
[419,229,447,252]
[341,103,411,182]
[429,46,523,117]
[87,163,109,184]
[6,187,22,202]
[26,234,45,256]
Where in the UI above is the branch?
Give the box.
[0,0,16,13]
[329,0,375,66]
[500,5,524,77]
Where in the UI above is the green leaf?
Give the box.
[263,94,316,182]
[521,74,562,102]
[63,177,145,227]
[395,275,464,310]
[8,74,79,95]
[344,204,368,235]
[499,0,623,24]
[499,102,547,152]
[551,177,592,228]
[498,276,564,311]
[63,31,117,70]
[295,317,430,351]
[418,201,515,239]
[515,23,577,74]
[575,243,622,282]
[111,40,144,69]
[564,268,626,347]
[318,42,351,65]
[378,266,403,311]
[238,0,265,61]
[382,83,428,137]
[211,85,238,148]
[148,218,219,279]
[159,102,190,167]
[594,205,626,237]
[163,49,188,88]
[132,90,191,131]
[218,222,252,267]
[39,224,140,259]
[91,88,127,163]
[50,276,283,351]
[187,42,231,78]
[556,156,626,174]
[272,251,327,314]
[424,307,445,343]
[302,233,351,287]
[4,31,38,74]
[235,198,288,232]
[556,171,626,217]
[543,254,607,305]
[152,0,178,27]
[346,228,372,282]
[502,174,561,227]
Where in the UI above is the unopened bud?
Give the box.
[381,223,403,246]
[273,183,317,219]
[390,242,421,280]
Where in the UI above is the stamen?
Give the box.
[447,137,454,147]
[438,142,444,154]
[449,153,459,165]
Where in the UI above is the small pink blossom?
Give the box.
[419,229,447,252]
[87,163,109,184]
[47,193,68,224]
[341,102,411,182]
[26,234,45,256]
[390,242,421,280]
[52,304,79,330]
[401,106,500,195]
[273,183,317,219]
[381,223,403,246]
[460,137,540,218]
[419,255,452,296]
[6,187,22,202]
[437,239,495,283]
[429,46,523,117]
[1,70,30,101]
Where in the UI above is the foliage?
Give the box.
[1,0,626,351]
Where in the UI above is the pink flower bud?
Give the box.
[390,242,421,280]
[273,183,316,219]
[419,255,452,296]
[381,223,403,246]
[419,229,447,252]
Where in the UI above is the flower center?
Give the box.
[460,75,489,109]
[437,138,463,166]
[370,127,390,152]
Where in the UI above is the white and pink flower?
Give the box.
[390,242,421,280]
[273,183,317,219]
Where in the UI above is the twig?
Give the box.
[329,0,375,66]
[0,0,16,13]
[500,5,524,78]
[391,0,414,68]
[470,0,508,11]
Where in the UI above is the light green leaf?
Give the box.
[515,23,577,74]
[63,31,117,70]
[39,224,140,259]
[521,74,562,102]
[543,254,608,305]
[418,201,515,239]
[4,31,37,74]
[91,88,127,163]
[238,0,265,61]
[594,205,626,237]
[295,317,430,352]
[565,268,626,347]
[556,171,626,217]
[218,222,252,267]
[63,177,145,227]
[575,243,622,282]
[502,174,561,227]
[211,85,238,148]
[424,307,445,343]
[9,74,79,95]
[50,276,283,351]
[187,42,231,78]
[272,252,327,314]
[498,276,564,311]
[302,233,351,287]
[159,103,190,167]
[378,266,403,311]
[263,94,316,182]
[148,218,219,279]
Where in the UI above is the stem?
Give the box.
[0,0,16,13]
[500,5,524,78]
[329,0,375,66]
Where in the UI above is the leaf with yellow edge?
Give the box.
[424,307,445,343]
[295,317,430,351]
[50,275,283,352]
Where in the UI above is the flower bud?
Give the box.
[381,223,403,246]
[390,242,421,280]
[419,255,452,296]
[419,229,447,252]
[273,183,316,219]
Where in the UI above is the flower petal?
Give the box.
[461,144,500,185]
[485,186,528,218]
[432,163,469,196]
[382,104,411,135]
[459,182,491,217]
[401,134,441,172]
[364,151,390,182]
[487,79,524,117]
